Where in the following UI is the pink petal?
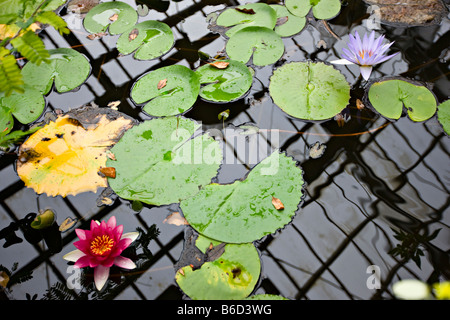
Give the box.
[359,65,373,80]
[94,265,110,291]
[73,239,90,253]
[63,249,85,262]
[107,216,117,229]
[114,256,136,269]
[121,232,139,242]
[75,229,87,240]
[113,224,124,241]
[74,255,92,268]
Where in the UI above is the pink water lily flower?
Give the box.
[331,30,400,81]
[63,216,139,291]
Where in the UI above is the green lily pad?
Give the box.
[175,235,261,300]
[21,48,91,94]
[31,209,56,229]
[226,26,284,67]
[269,61,350,120]
[285,0,341,20]
[116,20,174,60]
[246,294,289,300]
[195,60,253,103]
[0,85,45,125]
[130,65,200,117]
[216,3,277,38]
[437,99,450,135]
[367,79,437,122]
[180,150,304,243]
[83,1,138,35]
[271,4,306,37]
[107,117,222,206]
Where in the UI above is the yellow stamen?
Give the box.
[90,235,114,255]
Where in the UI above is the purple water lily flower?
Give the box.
[331,30,400,81]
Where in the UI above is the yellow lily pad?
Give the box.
[16,107,135,197]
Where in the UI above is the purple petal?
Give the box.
[373,51,400,65]
[366,31,376,52]
[360,65,373,80]
[94,265,110,291]
[114,256,136,269]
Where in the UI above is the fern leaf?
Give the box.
[35,11,70,35]
[0,48,24,96]
[10,30,50,65]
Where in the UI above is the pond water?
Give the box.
[0,0,449,300]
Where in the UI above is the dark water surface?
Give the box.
[0,0,449,300]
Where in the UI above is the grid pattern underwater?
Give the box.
[0,0,449,300]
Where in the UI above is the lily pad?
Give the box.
[367,79,437,122]
[83,1,138,35]
[106,117,222,206]
[175,234,261,300]
[116,20,174,60]
[130,65,200,117]
[180,150,304,243]
[437,99,450,135]
[285,0,341,20]
[21,48,91,94]
[0,85,45,125]
[195,60,253,103]
[269,61,350,120]
[215,3,277,38]
[226,26,284,67]
[16,107,135,197]
[246,294,289,300]
[271,4,306,37]
[30,209,55,230]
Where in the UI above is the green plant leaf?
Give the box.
[0,49,24,96]
[180,150,304,243]
[116,20,174,60]
[271,4,306,37]
[437,99,450,135]
[269,61,350,120]
[175,235,261,300]
[0,104,13,137]
[83,1,138,35]
[246,294,289,300]
[226,26,284,66]
[10,30,50,65]
[107,117,222,206]
[0,85,45,124]
[21,48,91,94]
[35,11,70,35]
[195,60,253,103]
[367,79,437,122]
[285,0,341,20]
[215,3,277,38]
[130,65,200,117]
[30,209,55,229]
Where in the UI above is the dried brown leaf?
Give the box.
[157,78,168,90]
[276,16,289,27]
[107,152,116,161]
[272,196,284,210]
[356,98,365,110]
[99,167,116,178]
[163,211,189,226]
[109,13,119,21]
[235,8,255,14]
[129,28,139,41]
[208,61,229,69]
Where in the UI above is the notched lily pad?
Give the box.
[130,65,200,117]
[285,0,341,20]
[180,150,304,243]
[271,4,306,37]
[21,48,91,94]
[116,20,174,60]
[195,60,253,103]
[365,78,437,122]
[83,1,138,35]
[269,61,350,121]
[175,234,261,300]
[16,106,136,197]
[106,117,222,206]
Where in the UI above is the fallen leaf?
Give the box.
[276,16,289,27]
[16,107,135,197]
[235,8,256,14]
[109,13,119,21]
[157,78,167,90]
[99,167,116,178]
[218,109,230,121]
[107,152,116,161]
[0,271,10,288]
[163,211,189,226]
[129,28,139,41]
[208,61,229,69]
[178,268,185,276]
[107,100,121,110]
[272,196,284,210]
[59,217,78,232]
[309,141,326,159]
[356,98,365,110]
